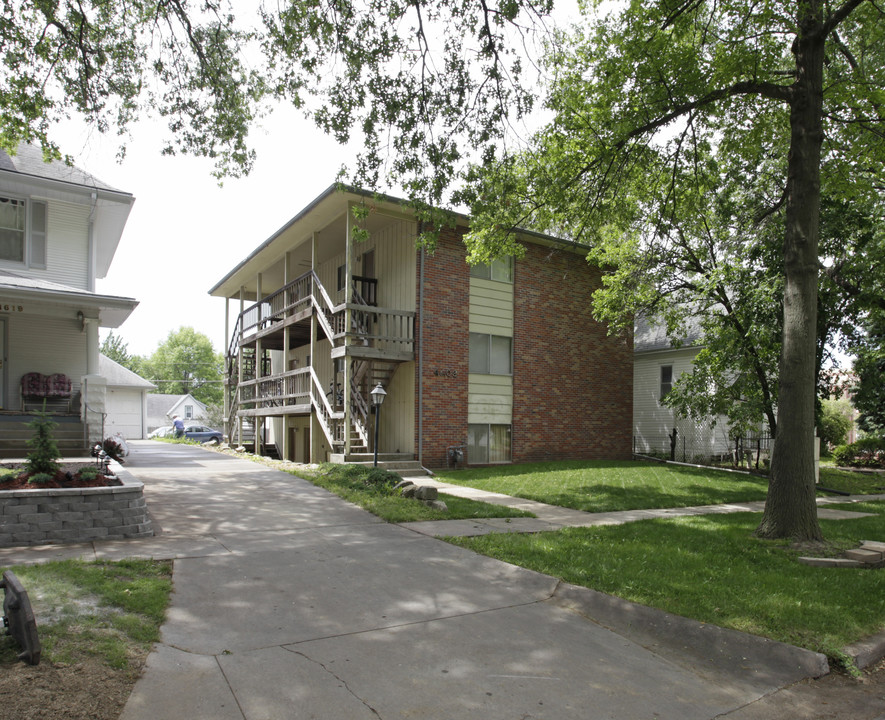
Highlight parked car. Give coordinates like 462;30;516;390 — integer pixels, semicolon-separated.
184;425;224;443
148;426;174;439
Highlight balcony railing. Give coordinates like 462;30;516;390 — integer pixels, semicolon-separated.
238;368;311;412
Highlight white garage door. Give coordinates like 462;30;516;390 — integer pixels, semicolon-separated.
105;389;145;440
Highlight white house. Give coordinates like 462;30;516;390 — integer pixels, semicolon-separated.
146;393;208;432
632;316;733;461
0;143;138;455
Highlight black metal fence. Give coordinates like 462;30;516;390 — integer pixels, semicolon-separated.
633;427;772;469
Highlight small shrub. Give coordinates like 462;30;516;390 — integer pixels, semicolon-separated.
832;437;885;468
28;472;55;484
25;410;61;476
79;466;100;481
365;467;400;488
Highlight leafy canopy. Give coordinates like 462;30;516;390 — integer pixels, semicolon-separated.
141;327;223;405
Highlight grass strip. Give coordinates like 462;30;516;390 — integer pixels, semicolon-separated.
291;463;534;523
448;501;885;659
0;559;172;672
434;460;771;512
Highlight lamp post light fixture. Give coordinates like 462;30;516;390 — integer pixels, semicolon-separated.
370;383;387;467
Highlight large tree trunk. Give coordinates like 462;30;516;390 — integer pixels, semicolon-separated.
756;2;825;541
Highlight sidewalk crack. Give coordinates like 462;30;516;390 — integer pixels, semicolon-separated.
285;648;384;719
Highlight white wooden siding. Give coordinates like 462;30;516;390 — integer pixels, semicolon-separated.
468;374;513;424
44;201;90;290
7;313;88;407
633;348;731;456
380;361;415;453
369;218;416;311
468;272;513;427
469;278;514;335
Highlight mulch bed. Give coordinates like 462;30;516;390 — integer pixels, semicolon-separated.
0;463;121;490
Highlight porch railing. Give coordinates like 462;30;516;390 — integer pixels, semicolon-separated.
237;368;311;412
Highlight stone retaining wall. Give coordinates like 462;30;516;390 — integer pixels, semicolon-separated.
0;473;152;547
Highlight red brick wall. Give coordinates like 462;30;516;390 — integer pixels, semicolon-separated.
415;229;470;468
416;229;633;467
511;243;633;462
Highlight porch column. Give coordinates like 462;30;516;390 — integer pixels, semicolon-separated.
282;253;290;462
255;273;263;455
309;233;318;463
237;286;245;447
85;317;100;375
223;298;230;441
344;204;353;456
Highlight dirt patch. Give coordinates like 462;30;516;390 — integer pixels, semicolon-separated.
0;463;121;490
0;653;147;720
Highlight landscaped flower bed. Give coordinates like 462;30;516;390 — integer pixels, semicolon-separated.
0;463;152;547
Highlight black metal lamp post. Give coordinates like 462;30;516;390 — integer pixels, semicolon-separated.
370;383;387;467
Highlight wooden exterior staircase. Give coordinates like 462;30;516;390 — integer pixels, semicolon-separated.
225;270;414;460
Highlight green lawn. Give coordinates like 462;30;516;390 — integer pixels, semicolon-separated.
819;466;885;495
290;463;534;523
434;460;772;512
449;502;885;661
0;559;172;670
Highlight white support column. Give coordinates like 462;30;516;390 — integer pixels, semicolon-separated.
223;298;230;441
237;286;245;446
344;205;353;456
310;232;318;463
255;273;263;455
85;317;100;375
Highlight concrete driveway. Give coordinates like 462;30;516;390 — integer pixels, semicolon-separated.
0;442;837;718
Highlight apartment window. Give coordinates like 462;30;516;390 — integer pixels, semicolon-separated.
469;333;512;375
185;405;194;419
470;256;513;283
660;365;673;401
0;196;47;267
468;424;512;464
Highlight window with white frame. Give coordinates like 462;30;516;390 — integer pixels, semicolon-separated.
469;333;512;375
468;424;512;464
0;196;47;268
185;405;194;419
470;256;513;283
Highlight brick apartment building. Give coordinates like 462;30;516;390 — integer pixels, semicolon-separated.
210;185;632;468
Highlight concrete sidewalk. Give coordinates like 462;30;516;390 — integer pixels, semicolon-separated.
400;478;885;537
1;442;881;719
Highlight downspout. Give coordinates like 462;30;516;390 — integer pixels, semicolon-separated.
418;245;425;465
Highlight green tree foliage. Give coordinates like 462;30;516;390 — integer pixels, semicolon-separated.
819;399;853;450
852;313;885;433
0;0;262;178
100;331;143;375
142;327;223;405
458;1;884;541
2;0;553;204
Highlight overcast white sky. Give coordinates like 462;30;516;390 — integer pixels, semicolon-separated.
62;104;358;358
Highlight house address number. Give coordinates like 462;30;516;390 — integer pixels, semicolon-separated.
434;369;458;378
1;303;25;312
